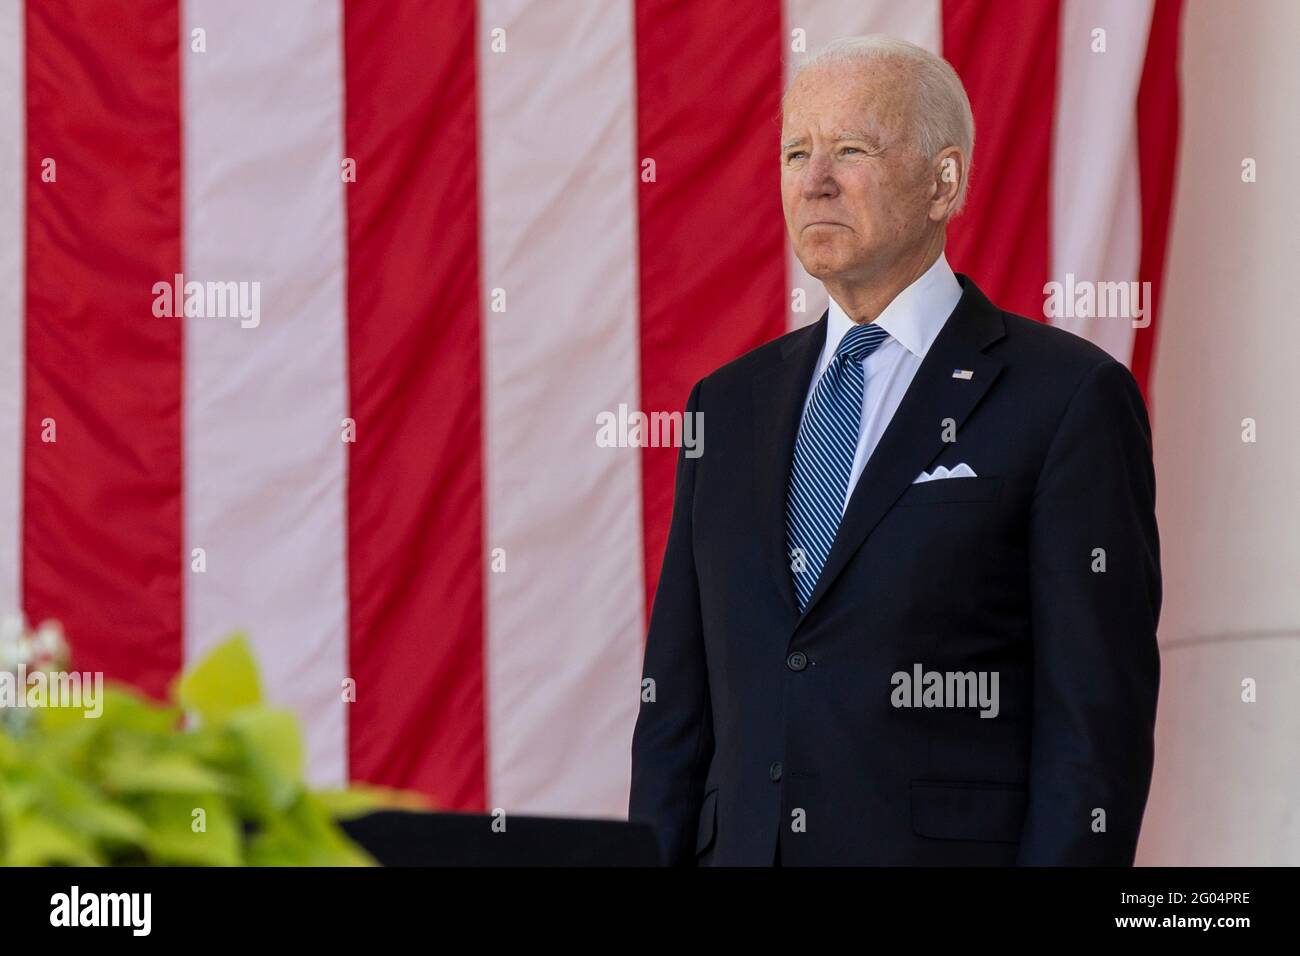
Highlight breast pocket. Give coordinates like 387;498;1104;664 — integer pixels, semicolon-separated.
896;476;1003;506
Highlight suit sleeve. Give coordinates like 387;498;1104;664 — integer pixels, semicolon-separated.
1017;358;1162;865
628;377;715;867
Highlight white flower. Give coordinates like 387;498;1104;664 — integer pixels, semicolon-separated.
31;619;67;663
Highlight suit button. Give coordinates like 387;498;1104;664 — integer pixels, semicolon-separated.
786;651;808;672
769;762;783;782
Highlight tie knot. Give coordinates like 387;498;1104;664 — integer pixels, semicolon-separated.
834;322;890;364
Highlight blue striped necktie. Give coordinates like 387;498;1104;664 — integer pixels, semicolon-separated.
785;321;891;611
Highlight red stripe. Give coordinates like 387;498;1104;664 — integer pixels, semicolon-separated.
343;0;486;808
1129;0;1184;404
942;0;1060;322
635;0;787;615
23;0;182;697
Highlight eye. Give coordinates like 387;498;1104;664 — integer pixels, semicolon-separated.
840;147;861;155
785;150;807;162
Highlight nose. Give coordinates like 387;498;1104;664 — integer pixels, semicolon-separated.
799;149;838;200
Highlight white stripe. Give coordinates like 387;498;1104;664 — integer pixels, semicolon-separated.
0;1;21;619
1050;0;1154;365
182;0;349;785
480;0;644;816
783;0;944;330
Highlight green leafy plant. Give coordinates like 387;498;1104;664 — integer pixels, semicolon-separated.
0;632;430;865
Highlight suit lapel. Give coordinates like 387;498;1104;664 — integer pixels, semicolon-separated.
794;274;1007;626
751;312;828;622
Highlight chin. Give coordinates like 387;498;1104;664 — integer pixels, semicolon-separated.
802;265;840;283
797;248;855;281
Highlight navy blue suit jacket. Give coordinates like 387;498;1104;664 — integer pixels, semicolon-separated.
628;273;1161;866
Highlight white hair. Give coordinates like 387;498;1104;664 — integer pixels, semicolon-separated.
783;35;976;215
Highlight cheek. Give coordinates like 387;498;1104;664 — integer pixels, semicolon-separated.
779;177;797;208
869;178;924;234
780;177;802;217
843;183;888;233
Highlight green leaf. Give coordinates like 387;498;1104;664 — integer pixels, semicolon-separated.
176;634;262;724
60;799;149;846
0;728;20;765
226;708;304;813
101;751;233;795
139;794;242;866
228;708;302;782
5;813;102;866
247;796;375;867
40;684;178;734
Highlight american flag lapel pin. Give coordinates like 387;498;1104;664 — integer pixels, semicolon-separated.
952;368;974;380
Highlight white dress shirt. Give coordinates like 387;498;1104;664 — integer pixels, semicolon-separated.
801;251;963;515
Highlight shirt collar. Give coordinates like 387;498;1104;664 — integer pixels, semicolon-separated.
823;251;962;361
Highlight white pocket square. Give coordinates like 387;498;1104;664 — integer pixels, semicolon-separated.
913;463;977;483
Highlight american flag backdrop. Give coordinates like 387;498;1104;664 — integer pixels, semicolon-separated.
0;0;1183;816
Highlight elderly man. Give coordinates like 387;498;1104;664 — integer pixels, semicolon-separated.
628;36;1161;867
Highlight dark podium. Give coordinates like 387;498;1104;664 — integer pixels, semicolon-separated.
340;810;663;866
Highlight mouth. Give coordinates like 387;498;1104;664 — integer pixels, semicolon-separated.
805;221;847;230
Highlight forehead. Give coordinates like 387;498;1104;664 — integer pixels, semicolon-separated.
781;60;913;139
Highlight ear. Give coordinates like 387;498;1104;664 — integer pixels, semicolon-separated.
928;146;965;221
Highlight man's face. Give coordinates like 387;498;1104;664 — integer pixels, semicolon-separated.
780;60;934;285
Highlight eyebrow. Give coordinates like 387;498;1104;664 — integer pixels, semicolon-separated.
781;130;880;151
